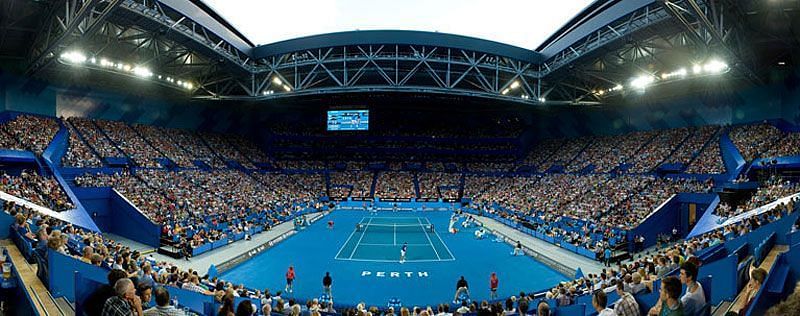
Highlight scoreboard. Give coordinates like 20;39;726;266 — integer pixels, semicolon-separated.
327;110;369;131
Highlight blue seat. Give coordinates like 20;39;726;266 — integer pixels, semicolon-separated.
555;303;585;316
766;264;790;294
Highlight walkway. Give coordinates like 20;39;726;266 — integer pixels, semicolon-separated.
110;212;326;274
475;215;605;276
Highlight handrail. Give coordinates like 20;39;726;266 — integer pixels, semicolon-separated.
30;285;50;316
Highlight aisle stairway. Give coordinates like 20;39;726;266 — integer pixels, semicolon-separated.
1;240;66;316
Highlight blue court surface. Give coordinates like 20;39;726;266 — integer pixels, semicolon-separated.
219;210;568;307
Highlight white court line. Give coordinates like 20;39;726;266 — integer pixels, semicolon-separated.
333;219;365;259
420;217;456;260
359;243;431;246
333;257;456;263
418;218;441;260
363;217;428;220
347;217;372;259
334;229;359;259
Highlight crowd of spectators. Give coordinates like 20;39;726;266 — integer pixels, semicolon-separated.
565;136;615;173
229;135;270;164
67;117;125;159
160;128;227;169
418;173;461;199
685;138;726;174
200;133;257;169
465;174;708;256
9;175;796;316
62;123;104;167
375;172;416;199
0;129;24;151
95;119;165;168
730;123;783;161
628;128;691;173
1;170;75;211
663;126;720;167
0;115;61;155
466;162;515;173
738;179;800;214
521;139;562;168
542;198;795;314
764;131;800;158
133;124;195;168
75;169;323;249
275;160;327;170
329;171;374;198
537;138;588;172
8;200;324;316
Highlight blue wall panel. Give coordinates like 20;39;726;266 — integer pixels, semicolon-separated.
48;249;109;301
109;190;161;247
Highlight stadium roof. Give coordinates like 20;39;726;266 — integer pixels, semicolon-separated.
1;0;798;106
200;0;595;51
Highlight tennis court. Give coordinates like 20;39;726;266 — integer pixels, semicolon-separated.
219;210;568;307
335;217;455;262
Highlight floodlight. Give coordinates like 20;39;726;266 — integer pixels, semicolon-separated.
630;75;654;89
704;60;728;73
60;51;87;64
132;66;153;78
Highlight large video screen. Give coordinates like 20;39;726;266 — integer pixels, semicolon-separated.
327;110;369;131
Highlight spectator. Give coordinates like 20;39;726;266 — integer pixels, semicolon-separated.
137;284;153;310
537;301;550;316
235;300;254;316
679;262;706;316
143;287;185;316
737;268;767;314
629;273;647;295
614;282;640;316
218;292;235;316
102;278;143;316
85;269;129;316
181;275;212;295
648;276;684;316
592;290;616;316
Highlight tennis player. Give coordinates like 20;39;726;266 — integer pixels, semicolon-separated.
327;220;334;230
400;242;407;264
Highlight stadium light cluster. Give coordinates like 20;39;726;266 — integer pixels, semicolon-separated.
269;77;292;93
58;50;195;91
593;59;729;96
501;80;522;95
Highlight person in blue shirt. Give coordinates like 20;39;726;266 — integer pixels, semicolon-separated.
604;248;612;267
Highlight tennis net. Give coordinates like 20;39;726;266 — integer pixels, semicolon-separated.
355;223;434;233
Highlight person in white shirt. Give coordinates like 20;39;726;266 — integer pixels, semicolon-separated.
679;262;706;316
592;290;617;316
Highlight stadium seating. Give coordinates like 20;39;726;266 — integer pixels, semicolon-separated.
5;112;800;316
